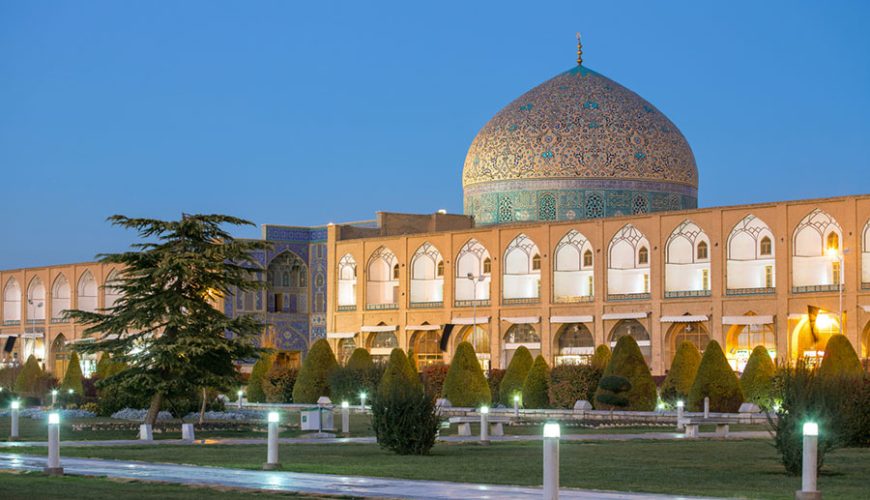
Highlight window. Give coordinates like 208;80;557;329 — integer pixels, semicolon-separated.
643;273;650;293
702;269;710;290
532;254;541;271
764;265;774;288
392;264;400;280
436;261;444;277
832;261;841;284
483;257;492;274
827;232;839;250
760;236;772;256
282;272;290;287
638;246;649;265
583;249;593;267
587;275;594;296
697;241;708;260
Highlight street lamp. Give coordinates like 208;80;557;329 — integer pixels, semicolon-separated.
826;248;847;335
466;272;486;354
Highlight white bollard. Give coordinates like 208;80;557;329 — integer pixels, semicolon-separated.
139;424;153;441
359;392;367;411
51;389;58;408
263;411;281;470
543;422;560;500
237;390;244;410
676;400;685;430
704;397;710;419
44;412;63;475
796;422;821;499
479;406;489;445
341;401;350;435
10;401;20;440
181;423;195;441
513;394;520;419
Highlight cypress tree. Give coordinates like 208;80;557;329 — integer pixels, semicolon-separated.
59;351;84;395
594;336;656;411
499;345;533;404
442;342;491;407
246;354;273;403
660;341;702;406
292;339;339;403
378;348;421;397
522;355;550;408
14;355;43;395
818;334;863;379
688;340;744;412
740;345;776;407
406;348;420;379
590;344;612;371
346;348;375;371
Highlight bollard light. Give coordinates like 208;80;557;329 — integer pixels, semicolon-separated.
543;422;561;499
341;401;350;435
514;394;520;403
513;394;521;418
45;411;63;475
479;406;490;444
543;422;561;439
676;400;685;431
264;411;281;470
480;405;489;414
237;389;244;409
341;401;349;409
676;400;684;408
11;400;20;410
68;389;74;395
803;422;818;436
268;411;280;423
10;400;21;440
48;412;60;425
51;389;58;396
798;421;820;498
359;391;367;409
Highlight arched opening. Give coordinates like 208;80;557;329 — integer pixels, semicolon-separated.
410;329;443;366
51;275;71;322
862;221;870;287
267;251;308;313
3;278;21;323
51;334;68;378
337;338;356;365
553;230;594;303
665;220;711;297
337;254;357;308
554;323;594;365
455;239;491;305
607;225;650;298
410;242;444;306
502;323;540;367
610;319;651;365
366;246;398;309
725;313;776;371
665;321;710;368
454;325;490;371
862;321;870;364
104;270;122;310
367;331;399;363
792;209;842;292
77;271;98;313
791;313;841;367
26;277;46;321
503;234;541;302
726;215;776;293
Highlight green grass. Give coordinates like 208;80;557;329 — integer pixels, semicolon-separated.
0;470;348;499
451;422;770;436
8;440;870;499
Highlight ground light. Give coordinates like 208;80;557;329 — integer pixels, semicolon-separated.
543;422;560;500
51;389;58;407
797;422;821;499
264;412;281;470
479;406;490;445
237;389;244;409
513;394;520;418
67;389;74;395
9;400;21;440
45;412;63;475
341;401;350;435
359;392;367;409
676;400;685;430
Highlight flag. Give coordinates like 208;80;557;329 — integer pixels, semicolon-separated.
807;305;820;343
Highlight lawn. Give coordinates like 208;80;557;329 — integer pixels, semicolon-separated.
8;439;870;499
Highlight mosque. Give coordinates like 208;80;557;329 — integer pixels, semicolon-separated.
1;39;868;378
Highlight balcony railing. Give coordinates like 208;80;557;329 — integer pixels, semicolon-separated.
365;303;398;311
863;282;870;291
26;319;44;325
553;295;595;304
725;287;775;296
454;299;491;308
50;318;70;324
792;284;841;294
664;289;712;299
607;292;651;302
409;301;443;309
502;297;541;306
3;320;20;326
336;305;356;312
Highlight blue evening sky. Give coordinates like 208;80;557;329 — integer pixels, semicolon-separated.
1;1;868;268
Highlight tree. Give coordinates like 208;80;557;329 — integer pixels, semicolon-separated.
499;346;533;405
407;348;419;378
548;364;602;409
292;339;339;403
346;348;375;371
442;342;491;407
590;344;612;371
59;351;84;395
14;355;43;396
688;340;744;412
660;341;701;406
66;214;271;425
378;348;419;397
595;375;632;409
818;335;863;379
740;346;776;408
246;354;273;403
522;355;550;408
594;336;656;411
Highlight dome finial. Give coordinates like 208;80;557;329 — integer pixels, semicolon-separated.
576;32;583;65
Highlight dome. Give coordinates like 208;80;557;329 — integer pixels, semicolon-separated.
462;63;698;225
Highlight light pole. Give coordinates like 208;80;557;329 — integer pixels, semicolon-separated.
827;248;846;336
543;422;561;500
263;411;281;470
466;272;486;361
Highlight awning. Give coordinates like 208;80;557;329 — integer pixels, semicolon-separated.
0;334;17;338
451;316;490;325
326;332;357;339
405;324;441;331
602;312;648;320
861;305;870;313
722;315;774;325
550;315;593;324
504;342;542;350
360;325;397;333
660;315;708;323
370;348;393;356
502;316;540;324
21;332;44;339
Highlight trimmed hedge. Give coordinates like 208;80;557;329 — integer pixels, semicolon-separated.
594;336;656;411
591;344;612;371
262;363;298;403
59;351;84;395
548;364;602;409
378;348;419;398
488;368;506;406
740;345;776;407
499;346;533;405
246;354;273;403
292;339;339;403
14;355;43;396
346;348;375;370
819;334;863;379
521;355;550;409
371;356;439;455
688;340;744;412
442;342;491;407
660;341;701;406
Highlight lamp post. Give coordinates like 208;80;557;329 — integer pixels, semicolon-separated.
10;400;20;440
51;389;58;407
466;272;486;348
263;411;281;470
827;248;846;336
359;391;367;410
479;406;490;445
45;412;63;475
543;422;561;500
237;389;244;410
513;394;520;419
676;400;685;430
341;401;350;435
796;422;821;499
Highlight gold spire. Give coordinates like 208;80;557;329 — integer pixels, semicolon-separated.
576;32;583;65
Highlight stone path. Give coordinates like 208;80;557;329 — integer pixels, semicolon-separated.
0;452;727;499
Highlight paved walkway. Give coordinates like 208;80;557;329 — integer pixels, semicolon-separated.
0;453;726;499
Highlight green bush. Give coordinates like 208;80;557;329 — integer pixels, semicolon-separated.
740;345;776;408
420;363;449;398
499;346;533;405
487;369;506;406
292;339;339;403
688;340;743;412
834;374;870;447
522;355;550;409
548;364;602;409
595;375;632;409
0;365;22;392
59;352;84;395
346;348;375;370
594;336;656;411
442;342;491;407
819;334;863;379
407;348;419;377
14;355;43;396
246;354;273;403
590;344;612;371
262;364;298;403
371;371;440;455
378;348;420;398
660;341;701;406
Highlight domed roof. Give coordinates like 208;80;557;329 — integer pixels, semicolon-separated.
462;61;699;225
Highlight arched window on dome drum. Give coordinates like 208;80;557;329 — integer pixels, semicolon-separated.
726;215;776;292
793;209;842;290
610;319;651;365
555;323;594;366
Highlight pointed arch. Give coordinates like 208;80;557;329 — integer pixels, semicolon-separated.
607;224;651;297
51;274;71;321
366;246;398;308
3;278;21;323
503;233;541;301
726;215;776;293
337;254;357;308
76;270;98;313
267;250;308;313
862;220;870;286
104;269;123;310
27;276;46;321
792;209;843;290
665;220;712;296
553;230;594;302
410;242;444;305
455;238;492;303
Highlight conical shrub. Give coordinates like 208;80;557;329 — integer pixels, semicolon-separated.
59;351;84;395
378;348;421;398
660;341;701;406
292;339;339;403
442;342;491;407
594;336;656;411
818;334;863;379
522;355;550;408
14;355;43;395
740;345;776;407
346;348;375;370
590;344;612;371
246;354;273;403
499;345;533;404
688;340;743;412
406;348;420;378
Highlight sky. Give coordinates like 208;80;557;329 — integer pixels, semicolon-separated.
1;1;868;268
